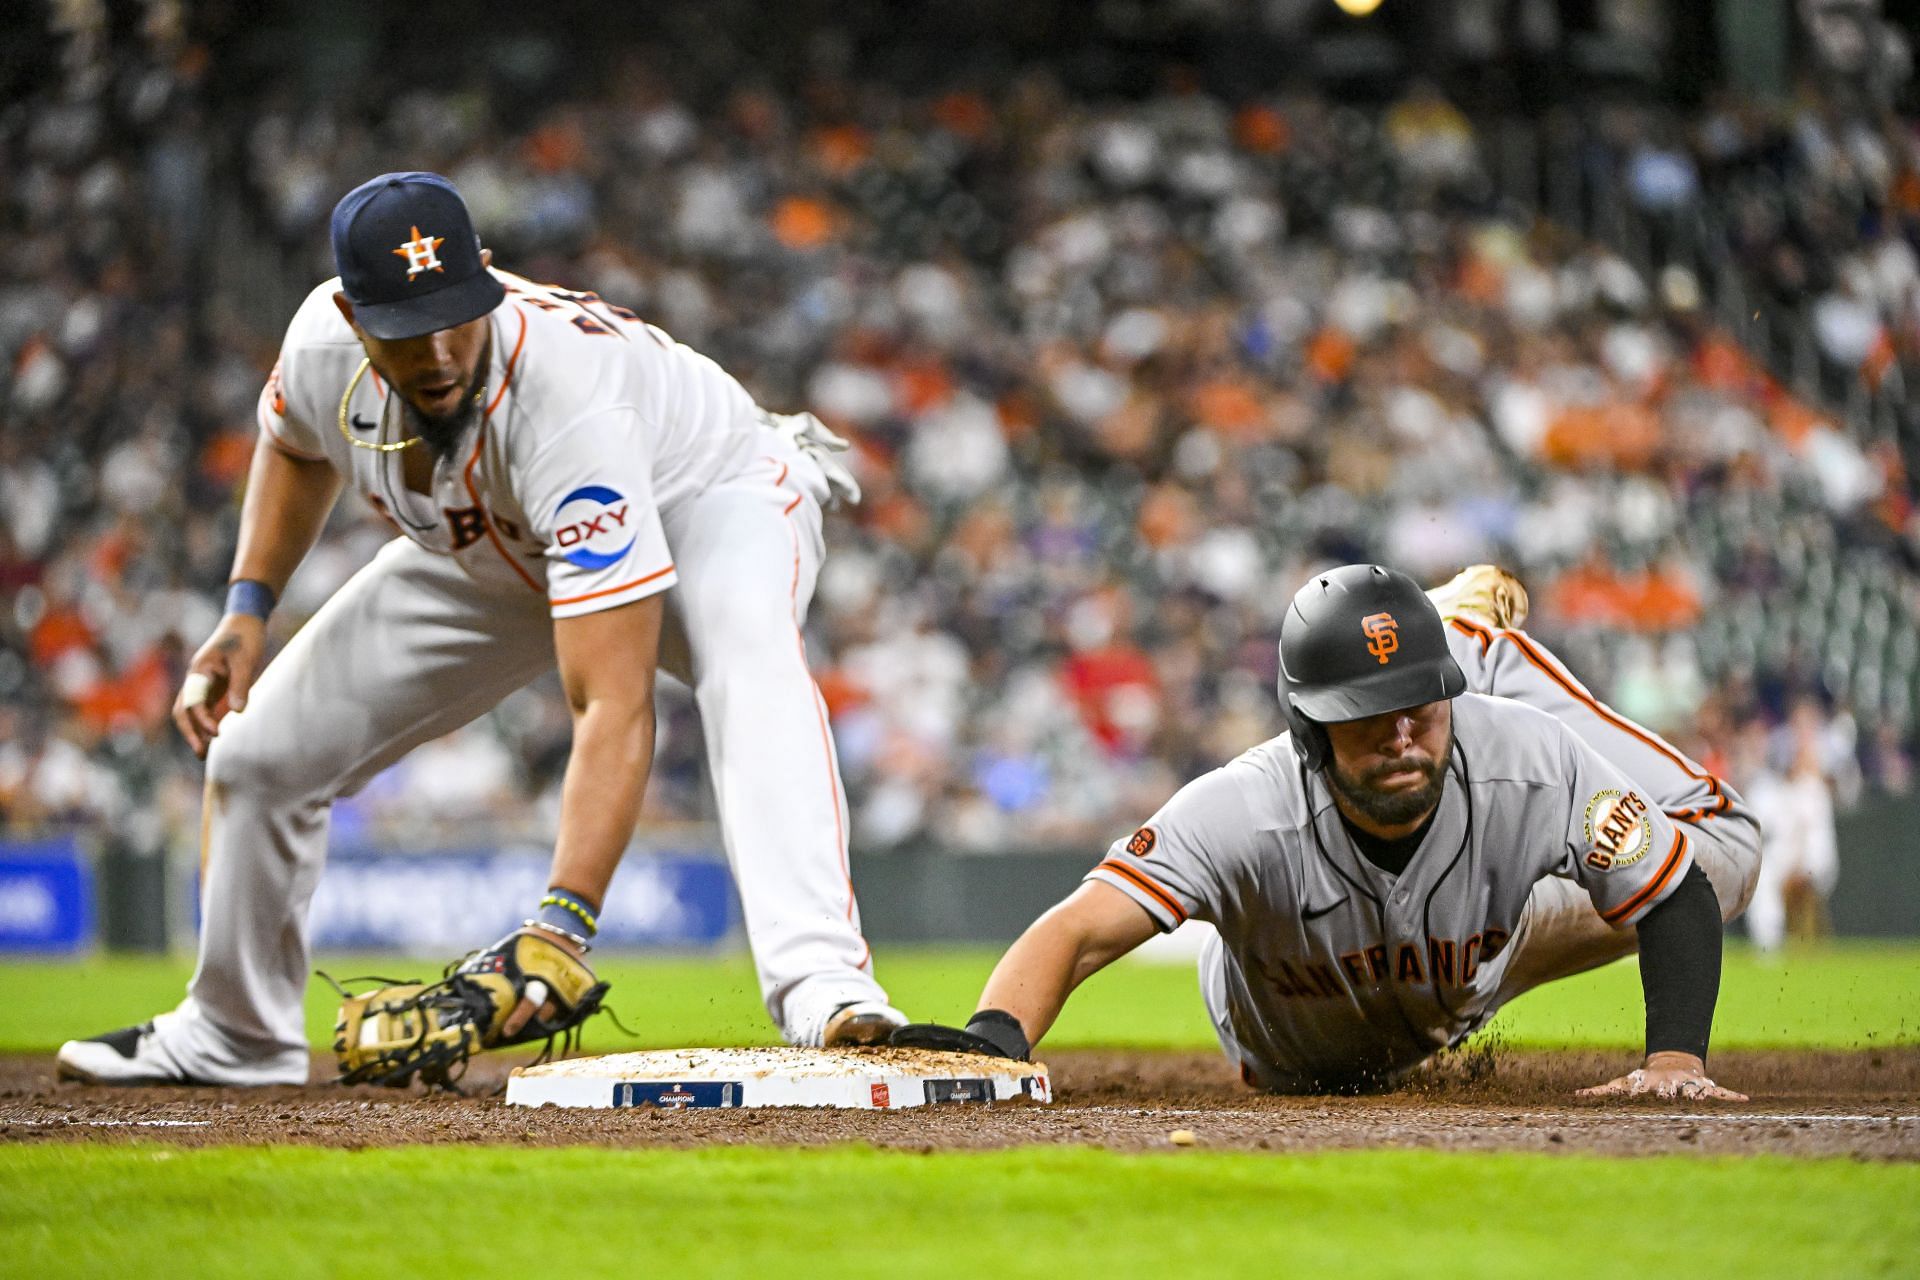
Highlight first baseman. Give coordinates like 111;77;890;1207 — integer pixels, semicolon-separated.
897;564;1761;1098
59;172;905;1086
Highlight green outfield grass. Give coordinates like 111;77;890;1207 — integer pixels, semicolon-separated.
5;946;1915;1278
1;940;1914;1053
1;1144;1914;1279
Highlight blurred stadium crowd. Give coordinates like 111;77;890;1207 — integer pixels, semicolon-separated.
2;6;1917;866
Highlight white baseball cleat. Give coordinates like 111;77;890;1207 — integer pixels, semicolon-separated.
57;1015;203;1086
821;1001;910;1048
1427;564;1530;630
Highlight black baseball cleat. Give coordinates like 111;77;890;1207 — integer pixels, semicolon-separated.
56;1017;202;1085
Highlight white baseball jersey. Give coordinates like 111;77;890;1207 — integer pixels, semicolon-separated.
258;269;762;618
1087;693;1693;1085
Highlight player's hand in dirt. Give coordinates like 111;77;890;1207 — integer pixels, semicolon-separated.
173;614;267;758
1577;1051;1747;1101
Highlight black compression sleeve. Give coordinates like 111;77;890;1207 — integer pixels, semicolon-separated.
1634;862;1723;1061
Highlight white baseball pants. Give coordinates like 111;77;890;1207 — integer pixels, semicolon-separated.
157;440;886;1084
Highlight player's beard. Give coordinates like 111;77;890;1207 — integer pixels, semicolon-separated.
399;335;491;459
1326;730;1454;828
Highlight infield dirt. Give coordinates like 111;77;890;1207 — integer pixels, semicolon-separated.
3;1047;1915;1159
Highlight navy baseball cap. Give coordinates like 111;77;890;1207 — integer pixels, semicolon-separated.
330;172;506;340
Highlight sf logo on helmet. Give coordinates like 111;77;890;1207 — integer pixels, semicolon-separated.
392;225;446;279
1362;612;1399;665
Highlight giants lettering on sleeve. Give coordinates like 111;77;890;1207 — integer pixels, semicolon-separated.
1583;789;1652;872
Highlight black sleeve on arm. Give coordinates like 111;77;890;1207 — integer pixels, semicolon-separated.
1634;861;1723;1062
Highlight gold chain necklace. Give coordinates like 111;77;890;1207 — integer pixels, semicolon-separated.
335;357;490;453
337;358;417;452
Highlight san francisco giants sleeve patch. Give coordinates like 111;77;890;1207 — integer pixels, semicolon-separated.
1583;788;1652;872
1126;827;1157;858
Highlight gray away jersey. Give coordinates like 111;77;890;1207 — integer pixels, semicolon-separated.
1086;693;1693;1085
1444;618;1750;827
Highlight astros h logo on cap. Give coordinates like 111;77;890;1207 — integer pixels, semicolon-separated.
393;226;446;279
330;172;505;340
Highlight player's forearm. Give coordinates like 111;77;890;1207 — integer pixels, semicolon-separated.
546;696;656;906
977;906;1127;1050
229;437;343;595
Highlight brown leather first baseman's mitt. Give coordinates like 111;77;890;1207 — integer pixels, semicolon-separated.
331;928;609;1088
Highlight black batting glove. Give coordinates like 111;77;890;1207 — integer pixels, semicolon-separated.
889;1008;1031;1060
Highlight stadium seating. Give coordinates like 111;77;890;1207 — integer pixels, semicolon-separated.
2;16;1913;852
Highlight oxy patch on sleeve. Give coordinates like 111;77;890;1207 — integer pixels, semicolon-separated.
551;484;638;570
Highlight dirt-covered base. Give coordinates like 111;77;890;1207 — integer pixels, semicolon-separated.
4;1047;1916;1159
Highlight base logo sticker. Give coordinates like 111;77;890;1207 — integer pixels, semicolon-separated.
612;1081;740;1109
1583;788;1652;872
923;1078;994;1105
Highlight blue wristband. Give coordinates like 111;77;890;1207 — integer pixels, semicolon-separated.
225;579;276;620
537;888;599;939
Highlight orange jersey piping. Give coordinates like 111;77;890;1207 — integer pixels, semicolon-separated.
1096;859;1189;925
1601;829;1690;925
549;563;675;608
783;497;868;969
463;307;541;594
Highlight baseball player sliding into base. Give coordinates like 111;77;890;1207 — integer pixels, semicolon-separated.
59;172;905;1086
897;564;1761;1098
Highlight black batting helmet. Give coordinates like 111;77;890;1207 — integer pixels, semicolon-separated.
1277;564;1466;771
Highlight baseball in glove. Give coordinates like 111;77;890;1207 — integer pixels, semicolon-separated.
329;927;610;1088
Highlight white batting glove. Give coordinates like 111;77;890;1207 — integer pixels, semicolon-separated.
766;409;863;508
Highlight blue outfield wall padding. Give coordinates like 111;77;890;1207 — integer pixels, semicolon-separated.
0;837;95;953
304;843;738;951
